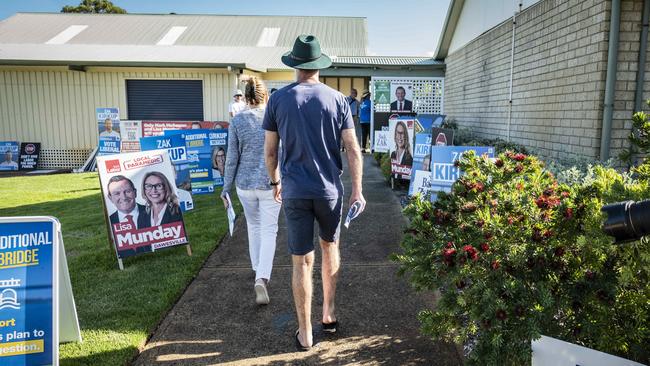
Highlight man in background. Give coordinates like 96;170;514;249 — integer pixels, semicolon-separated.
229;90;246;118
346;88;360;145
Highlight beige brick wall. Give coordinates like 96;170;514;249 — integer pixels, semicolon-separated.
610;0;650;162
444;0;650;162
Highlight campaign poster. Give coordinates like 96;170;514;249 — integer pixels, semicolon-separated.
18;143;40;171
0;141;20;171
390;82;414;112
373;130;390;153
120;121;142;153
374;81;391;105
209;130;228;187
416;114;446;131
142;121;229;137
97;150;189;259
97;108;121;155
430;127;454;147
409;133;433;197
140;134;194;212
0;218;57;365
429;146;495;201
167;130;214;194
388;118;415;179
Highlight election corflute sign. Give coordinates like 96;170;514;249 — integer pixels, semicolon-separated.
429;146;494;201
97;150;189;268
388;117;415;179
0;217;81;366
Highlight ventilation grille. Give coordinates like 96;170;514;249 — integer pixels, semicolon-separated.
39;149;93;169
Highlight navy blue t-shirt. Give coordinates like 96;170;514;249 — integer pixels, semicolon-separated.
262;82;354;199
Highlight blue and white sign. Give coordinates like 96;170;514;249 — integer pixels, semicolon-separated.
0;141;20;171
409;133;433;197
429;146;494;201
208;130;228;187
167;129;214;194
0;217;58;365
97;108;121;156
140;134;194;211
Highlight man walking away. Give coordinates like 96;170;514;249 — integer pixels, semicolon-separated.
263;35;366;351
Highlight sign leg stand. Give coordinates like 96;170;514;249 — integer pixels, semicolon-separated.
186;244;192;257
117;258;124;271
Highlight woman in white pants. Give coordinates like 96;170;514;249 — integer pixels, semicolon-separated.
221;76;281;305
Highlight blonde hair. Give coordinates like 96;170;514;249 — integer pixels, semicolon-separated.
241;76;268;106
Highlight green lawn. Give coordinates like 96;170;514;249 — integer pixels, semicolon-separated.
0;172;235;365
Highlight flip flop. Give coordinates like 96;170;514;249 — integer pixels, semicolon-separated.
295;330;311;352
322;321;338;334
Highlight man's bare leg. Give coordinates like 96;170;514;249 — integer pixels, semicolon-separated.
292;251;314;347
320;238;340;324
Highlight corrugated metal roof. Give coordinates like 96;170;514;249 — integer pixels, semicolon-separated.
331;56;443;67
0;13;368;71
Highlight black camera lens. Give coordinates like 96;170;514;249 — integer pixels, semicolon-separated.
602;200;650;243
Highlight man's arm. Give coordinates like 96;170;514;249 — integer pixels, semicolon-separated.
264;130;282;203
341;128;366;209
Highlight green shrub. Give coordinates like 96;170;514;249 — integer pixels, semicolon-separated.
380;153;391;180
394;151;650;365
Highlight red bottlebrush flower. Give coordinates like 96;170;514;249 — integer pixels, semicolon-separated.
442;248;456;266
535;197;548;209
543;187;554;196
461;202;478;212
514;163;524;173
484;232;494;241
462;245;478;261
561;191;570;198
507;216;515;225
513;153;526;161
476;219;485;228
505;151;514;158
480;243;490;252
446;241;454;248
474;182;485;192
543;230;553;238
491;260;500;270
564;207;574;219
496;309;507;320
554;246;565;257
495;158;504;167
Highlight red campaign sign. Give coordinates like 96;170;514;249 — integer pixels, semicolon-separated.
112;221;187;252
141;121;229;137
105;159;121;173
391;163;412;178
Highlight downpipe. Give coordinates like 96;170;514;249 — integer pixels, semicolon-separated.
600;0;622;161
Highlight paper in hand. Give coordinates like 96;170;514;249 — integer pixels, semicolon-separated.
344;200;364;229
225;193;236;236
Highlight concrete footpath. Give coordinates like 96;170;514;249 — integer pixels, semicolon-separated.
134;155;462;365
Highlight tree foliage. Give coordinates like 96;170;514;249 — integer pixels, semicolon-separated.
61;0;127;14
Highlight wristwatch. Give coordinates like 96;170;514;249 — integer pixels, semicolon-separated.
269;179;280;186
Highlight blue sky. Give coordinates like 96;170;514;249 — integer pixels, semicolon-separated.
0;0;451;56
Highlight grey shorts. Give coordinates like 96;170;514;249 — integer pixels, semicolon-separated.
283;198;343;255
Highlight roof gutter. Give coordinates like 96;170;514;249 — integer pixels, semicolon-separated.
0;59;263;72
600;0;621;161
434;0;464;60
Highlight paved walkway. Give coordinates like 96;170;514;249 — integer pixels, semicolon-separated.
134;155;462;365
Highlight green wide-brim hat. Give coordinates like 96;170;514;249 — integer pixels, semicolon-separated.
281;34;332;70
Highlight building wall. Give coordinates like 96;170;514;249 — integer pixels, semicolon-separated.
448;0;543;54
444;0;613;160
0;66;237;168
610;0;650;162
